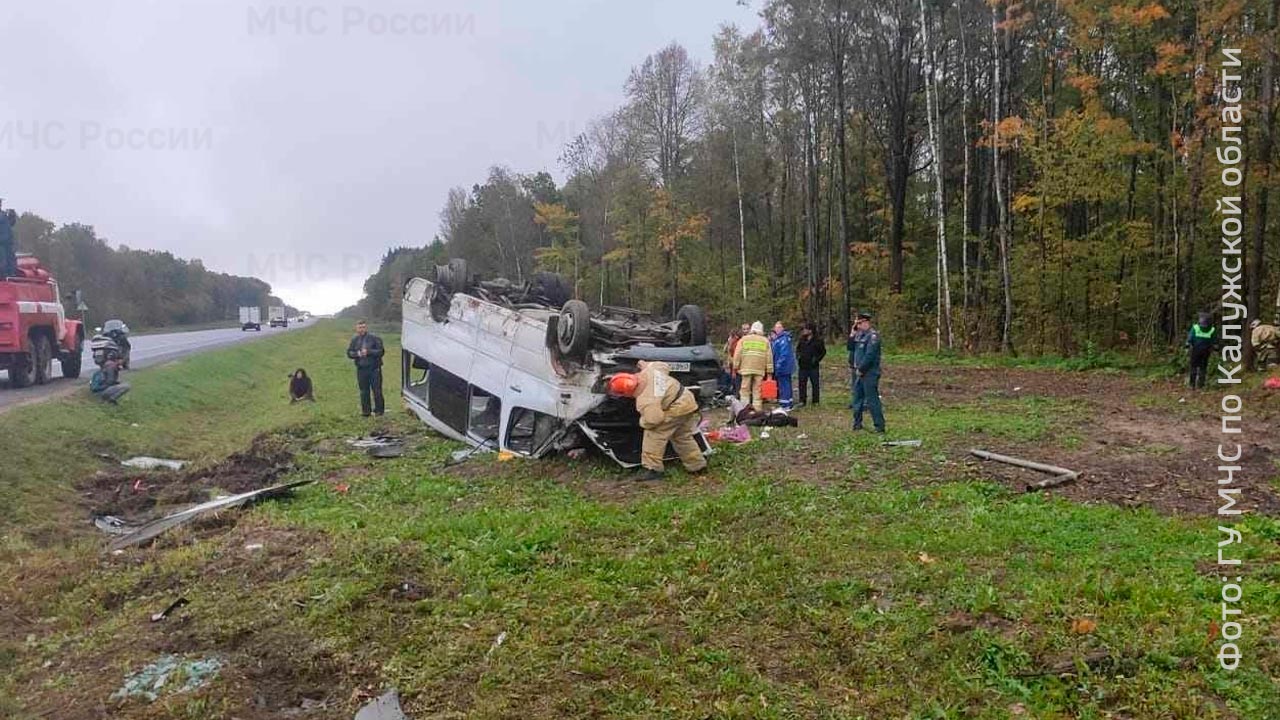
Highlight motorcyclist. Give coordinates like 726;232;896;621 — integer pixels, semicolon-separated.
99;319;132;368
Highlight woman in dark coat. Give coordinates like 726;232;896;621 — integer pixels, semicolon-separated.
289;368;315;402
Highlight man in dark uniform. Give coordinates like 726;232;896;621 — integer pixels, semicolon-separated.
848;311;885;433
796;322;826;407
346;320;386;416
0;200;18;279
1185;311;1218;389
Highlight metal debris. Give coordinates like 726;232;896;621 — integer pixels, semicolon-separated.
94;515;141;536
347;433;400;449
354;689;410;720
121;457;188;471
367;443;405;459
105;480;314;552
109;654;223;702
882;439;923;447
150;597;189;622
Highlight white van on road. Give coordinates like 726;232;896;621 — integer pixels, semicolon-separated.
400;262;722;467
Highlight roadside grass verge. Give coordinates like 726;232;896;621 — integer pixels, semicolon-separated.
0;320;363;538
1;321;1277;718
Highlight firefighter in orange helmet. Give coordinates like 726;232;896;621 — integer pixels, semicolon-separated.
608;361;708;481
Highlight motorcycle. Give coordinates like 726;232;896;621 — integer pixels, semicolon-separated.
90;319;132;369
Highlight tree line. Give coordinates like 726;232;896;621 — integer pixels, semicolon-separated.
14;213;295;328
353;0;1278;359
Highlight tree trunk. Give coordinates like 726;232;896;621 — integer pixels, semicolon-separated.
992;2;1013;354
958;6;972;318
733;124;749;302
1248;0;1279;367
920;0;953;349
833;3;853;330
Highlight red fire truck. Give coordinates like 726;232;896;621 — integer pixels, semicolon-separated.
1;255;85;388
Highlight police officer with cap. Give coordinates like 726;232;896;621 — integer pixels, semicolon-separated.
848;311;885;433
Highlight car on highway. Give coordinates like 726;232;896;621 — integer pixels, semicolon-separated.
400;260;721;467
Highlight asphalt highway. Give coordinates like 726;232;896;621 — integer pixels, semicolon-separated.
0;322;304;412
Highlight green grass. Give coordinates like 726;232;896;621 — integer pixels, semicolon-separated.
1;321;1277;718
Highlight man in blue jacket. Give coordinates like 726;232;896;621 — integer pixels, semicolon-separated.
770;321;796;409
848;311;885;432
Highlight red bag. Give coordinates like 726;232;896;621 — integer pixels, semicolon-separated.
761;378;779;401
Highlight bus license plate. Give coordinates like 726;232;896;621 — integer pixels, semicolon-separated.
668;362;690;372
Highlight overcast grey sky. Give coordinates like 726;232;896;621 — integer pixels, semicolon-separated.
1;0;758;313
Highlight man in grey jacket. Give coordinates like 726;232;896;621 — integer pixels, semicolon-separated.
346;320;385;416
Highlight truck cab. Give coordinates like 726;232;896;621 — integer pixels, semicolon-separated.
1;255;85;387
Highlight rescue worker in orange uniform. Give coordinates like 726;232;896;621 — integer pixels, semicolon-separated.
609;360;708;481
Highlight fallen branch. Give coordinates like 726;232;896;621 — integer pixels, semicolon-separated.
969;449;1079;492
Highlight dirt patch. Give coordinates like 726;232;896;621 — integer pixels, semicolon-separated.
77;434;295;522
737;363;1280;517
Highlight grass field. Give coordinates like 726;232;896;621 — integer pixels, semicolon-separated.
1;321;1276;719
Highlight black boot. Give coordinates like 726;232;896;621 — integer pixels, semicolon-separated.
635;469;664;482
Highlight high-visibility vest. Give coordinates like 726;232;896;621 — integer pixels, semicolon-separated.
1191;324;1216;340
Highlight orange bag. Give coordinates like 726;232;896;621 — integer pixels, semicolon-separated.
761;378;779;401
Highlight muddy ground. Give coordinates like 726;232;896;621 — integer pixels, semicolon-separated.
78;435;295;522
773;363;1279;517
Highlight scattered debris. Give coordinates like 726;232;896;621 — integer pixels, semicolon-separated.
917;551;937;564
121;457;187;471
445;439;496;467
105;480;314;552
347;433;401;449
795;433;808;440
150;597;189;622
706;425;750;444
970;449;1079;492
737;407;799;427
566;448;586;460
497;450;515;462
244;543;264;551
882;439;923;448
354;689;409;720
110;654;223;703
334;483;351;494
487;631;508;659
93;515;141;536
1265;376;1280;390
367;444;404;459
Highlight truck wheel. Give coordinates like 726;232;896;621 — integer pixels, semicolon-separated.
8;356;34;388
676;305;708;346
436;258;471;295
61;335;84;379
32;335;53;385
557;299;592;361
